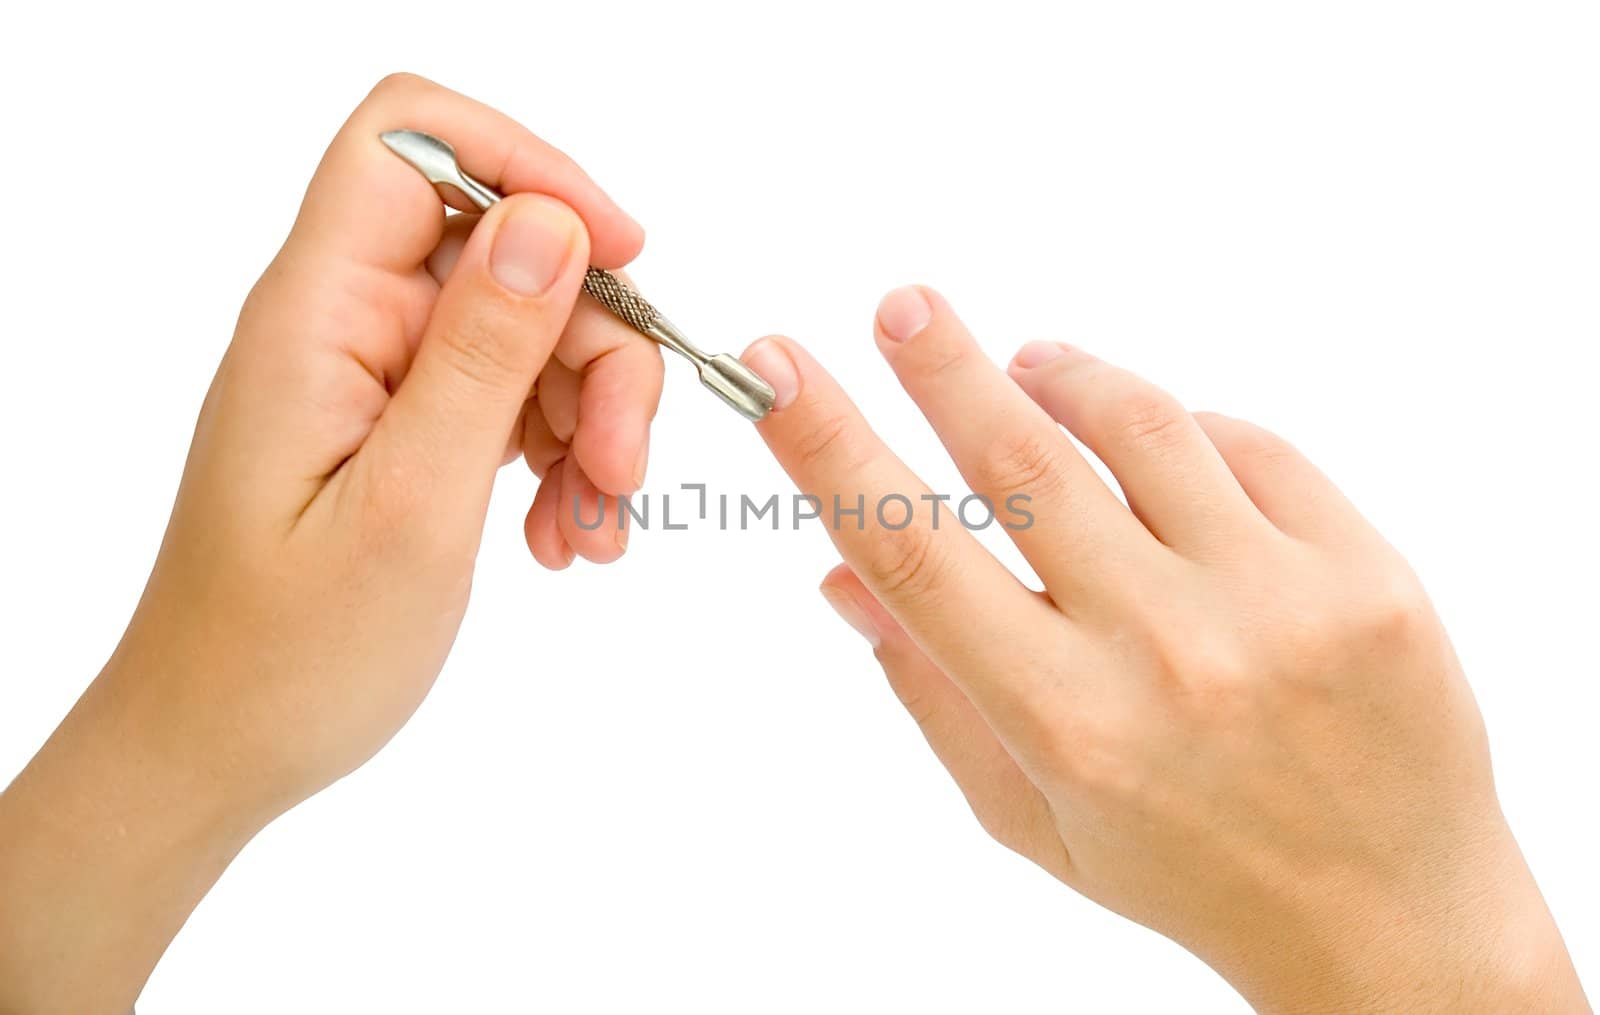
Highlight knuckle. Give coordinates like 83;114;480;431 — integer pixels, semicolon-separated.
440;316;524;393
1357;571;1432;645
1272;600;1346;672
1170;643;1258;715
913;341;970;380
1106;389;1187;455
1232;430;1298;472
972;427;1065;500
968;798;1035;857
864;524;951;601
790;413;861;472
1055;723;1143;801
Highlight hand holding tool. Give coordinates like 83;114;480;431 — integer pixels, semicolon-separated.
380;129;776;421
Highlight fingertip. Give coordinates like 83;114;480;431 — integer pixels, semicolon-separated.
543;540;578;571
587;208;646;269
740;336;801;413
818;563;904;650
1008;341;1075;374
819;561;858;595
483;192;589;299
524;476;576;570
820;582;883;649
557;455;627;564
425;213;479;284
874;285;936;345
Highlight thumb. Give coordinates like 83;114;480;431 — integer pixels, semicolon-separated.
366;193;589;519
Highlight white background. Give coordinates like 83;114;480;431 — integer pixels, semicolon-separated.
2;2;1596;1011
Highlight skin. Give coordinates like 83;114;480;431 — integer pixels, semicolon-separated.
741;286;1590;1012
0;73;664;1012
0;81;1587;1013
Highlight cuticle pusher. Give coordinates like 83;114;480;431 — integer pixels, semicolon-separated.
379;129;776;422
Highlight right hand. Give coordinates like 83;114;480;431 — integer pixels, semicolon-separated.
741;285;1588;1012
0;74;663;1014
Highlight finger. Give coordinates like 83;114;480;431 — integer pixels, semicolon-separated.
1193;413;1369;543
502;399;529;466
741;335;1067;748
554;453;628;564
359;194;587;526
820;565;1072;878
520;403;572;567
524;462;575;570
553;280;664;496
520;395;568;479
425;213;478;284
447;240;660;495
1007;342;1264;555
871;286;1161;604
291;72;642;273
537;358;582;444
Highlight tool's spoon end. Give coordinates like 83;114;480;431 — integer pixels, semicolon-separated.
380;129;499;211
379;129;462;186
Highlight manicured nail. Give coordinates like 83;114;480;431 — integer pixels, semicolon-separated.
820;586;882;648
740;338;800;411
491;198;577;296
1012;341;1071;369
876;286;934;343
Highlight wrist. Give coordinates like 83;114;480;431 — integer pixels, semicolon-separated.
1226;831;1588;1013
96;629;293;836
0;651;272;1012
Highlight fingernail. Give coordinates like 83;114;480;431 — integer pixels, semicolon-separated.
631;432;650;491
876;286;934;343
615;517;629;553
820;586;882;648
740;338;800;412
491;199;577;296
1012;341;1070;369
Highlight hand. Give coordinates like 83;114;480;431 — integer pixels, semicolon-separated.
0;73;659;1013
742;287;1589;1012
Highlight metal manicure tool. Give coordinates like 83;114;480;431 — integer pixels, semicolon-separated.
379;129;776;421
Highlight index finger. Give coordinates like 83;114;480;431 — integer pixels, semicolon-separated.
741;335;1066;736
288;72;644;273
553;272;664;496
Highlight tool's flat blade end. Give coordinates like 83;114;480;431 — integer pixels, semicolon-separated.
701;354;776;421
